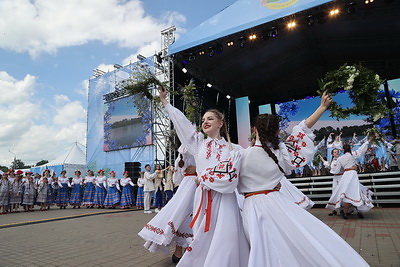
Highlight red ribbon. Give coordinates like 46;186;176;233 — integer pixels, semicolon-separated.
190;187;213;232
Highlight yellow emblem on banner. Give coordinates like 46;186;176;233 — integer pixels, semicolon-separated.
261;0;300;10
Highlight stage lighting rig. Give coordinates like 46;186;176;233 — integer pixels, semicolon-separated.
269;27;278;38
346;2;356;14
239;36;246;48
306;15;315;27
208;46;215;57
188;52;196;63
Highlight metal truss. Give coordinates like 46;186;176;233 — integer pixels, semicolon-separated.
152;26;176;168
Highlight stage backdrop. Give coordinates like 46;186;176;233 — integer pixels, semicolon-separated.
87;58;156;177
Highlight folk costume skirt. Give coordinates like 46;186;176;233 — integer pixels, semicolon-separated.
243;191;370;267
326;170;374;212
139;175;196;254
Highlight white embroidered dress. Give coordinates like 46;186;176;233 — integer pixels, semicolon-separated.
139;145;196;253
165;104;249;267
239;121;369;267
326;141;374;212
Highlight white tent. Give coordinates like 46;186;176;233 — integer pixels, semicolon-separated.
31;142;86;176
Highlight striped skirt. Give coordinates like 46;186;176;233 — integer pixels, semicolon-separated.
93;185;107;207
104;187;120;207
47;185;55;205
120;184;133;208
136;187;144;207
56;184;69;206
69;184;82;205
82;183;95;206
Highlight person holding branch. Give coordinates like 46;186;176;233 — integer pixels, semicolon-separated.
159;86;249;267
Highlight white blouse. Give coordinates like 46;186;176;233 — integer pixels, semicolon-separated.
120;177;134;187
107;177;120;190
96;176;107;188
58;177;69;187
173;145;196;185
238;120;315;194
84;176;96;184
334;141;369;171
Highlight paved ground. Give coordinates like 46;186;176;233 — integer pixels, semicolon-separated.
0;207;399;267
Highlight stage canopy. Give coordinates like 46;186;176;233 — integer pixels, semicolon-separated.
170;0;400;106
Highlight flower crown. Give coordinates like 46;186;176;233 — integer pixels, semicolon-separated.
97;169;105;174
110;171;116;175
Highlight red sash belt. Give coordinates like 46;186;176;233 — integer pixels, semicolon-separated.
184;172;197;176
344;167;356;172
244;189;279;198
190;187;212;232
334;173;343;176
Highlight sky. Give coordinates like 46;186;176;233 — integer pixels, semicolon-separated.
0;0;236;167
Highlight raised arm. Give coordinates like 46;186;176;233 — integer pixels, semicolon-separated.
304;91;332;128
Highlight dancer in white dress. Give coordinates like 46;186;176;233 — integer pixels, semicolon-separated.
326;141;374;219
239;92;369;266
159;87;249;267
139;145;196;263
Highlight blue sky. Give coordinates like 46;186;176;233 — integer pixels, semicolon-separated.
0;0;235;167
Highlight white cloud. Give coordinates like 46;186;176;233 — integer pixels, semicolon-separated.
53;94;70;105
0;0;186;58
0;71;87;167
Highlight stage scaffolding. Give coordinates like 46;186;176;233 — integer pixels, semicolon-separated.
153;26;177;168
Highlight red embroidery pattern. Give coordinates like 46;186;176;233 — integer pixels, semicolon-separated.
145;223;164;235
285;131;308;168
205;140;226;161
297;132;305;139
206;141;213;159
201;158;238;183
186;246;193;252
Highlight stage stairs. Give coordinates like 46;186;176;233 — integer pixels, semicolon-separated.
288;171;400;207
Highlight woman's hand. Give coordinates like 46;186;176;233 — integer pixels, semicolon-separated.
158;86;168;106
320;91;332;110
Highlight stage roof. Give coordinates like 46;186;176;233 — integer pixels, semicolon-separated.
170;0;333;54
170;0;400;106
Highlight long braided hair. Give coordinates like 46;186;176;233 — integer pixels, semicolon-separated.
254;114;285;174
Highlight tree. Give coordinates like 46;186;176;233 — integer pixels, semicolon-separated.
10;159;30;169
36;160;49;166
0;165;9;173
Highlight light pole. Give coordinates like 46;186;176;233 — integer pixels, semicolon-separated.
8;150;16;169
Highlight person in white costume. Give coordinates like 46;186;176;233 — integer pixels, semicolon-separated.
139;145;196;263
239;92;369;267
326;141;374;219
320;148;342;216
159;87;249;267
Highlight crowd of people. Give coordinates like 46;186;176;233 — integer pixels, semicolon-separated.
0;165;180;215
297;132;400;177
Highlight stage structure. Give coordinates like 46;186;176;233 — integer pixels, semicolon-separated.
87;53;174;177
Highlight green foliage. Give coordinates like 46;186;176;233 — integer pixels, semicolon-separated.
36;160;49;166
179;79;201;124
0;165;9;173
318;64;387;120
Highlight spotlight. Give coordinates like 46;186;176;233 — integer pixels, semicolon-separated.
206;83;212;88
287;21;296;29
208;46;215;57
226;95;231;99
182;68;187;73
198;50;205;56
188;52;196;63
249;34;257;40
269;27;278;38
364;0;374;4
329;8;340;16
306;15;314;27
227;41;234;47
346;2;356;14
215;43;223;55
182;60;188;65
239;37;246;48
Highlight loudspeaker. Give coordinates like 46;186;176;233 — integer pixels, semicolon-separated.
125;162;141;179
